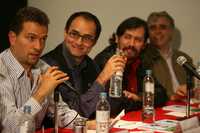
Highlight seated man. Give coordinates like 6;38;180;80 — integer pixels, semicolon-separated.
141;11;193;101
94;17;168;116
42;11;126;118
0;7;86;133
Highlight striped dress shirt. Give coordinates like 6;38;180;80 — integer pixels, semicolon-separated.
0;49;81;133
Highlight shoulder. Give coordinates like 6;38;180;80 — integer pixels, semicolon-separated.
0;53;9;79
94;44;116;69
140;44;161;68
42;43;63;59
41;43;63;65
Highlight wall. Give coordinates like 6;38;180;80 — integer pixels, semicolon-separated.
28;0;200;65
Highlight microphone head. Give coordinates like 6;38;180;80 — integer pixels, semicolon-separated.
177;56;187;66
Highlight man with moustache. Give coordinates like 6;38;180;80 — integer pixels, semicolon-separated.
94;17;168;116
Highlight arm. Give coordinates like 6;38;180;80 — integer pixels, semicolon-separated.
0;78;42;133
79;55;127;118
0;67;69;132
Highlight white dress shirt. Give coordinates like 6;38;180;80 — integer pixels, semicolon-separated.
0;49;81;133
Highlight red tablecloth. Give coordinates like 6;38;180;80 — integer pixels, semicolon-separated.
36;128;73;133
36;101;200;133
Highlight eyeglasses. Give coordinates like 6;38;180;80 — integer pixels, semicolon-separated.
67;30;95;44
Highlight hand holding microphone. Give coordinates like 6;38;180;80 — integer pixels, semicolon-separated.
33;66;69;103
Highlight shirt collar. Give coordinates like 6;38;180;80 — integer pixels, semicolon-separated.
4;49;44;79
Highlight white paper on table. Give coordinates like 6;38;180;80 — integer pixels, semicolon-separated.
113;120;144;129
165;111;186;117
110;109;125;128
179;116;200;132
162;105;187;112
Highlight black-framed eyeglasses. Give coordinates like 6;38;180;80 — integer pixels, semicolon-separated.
67;30;95;44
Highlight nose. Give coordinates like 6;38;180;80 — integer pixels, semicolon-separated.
154;27;162;34
34;40;44;51
129;38;136;46
76;36;84;46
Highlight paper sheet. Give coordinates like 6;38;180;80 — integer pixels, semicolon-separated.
113;120;144;129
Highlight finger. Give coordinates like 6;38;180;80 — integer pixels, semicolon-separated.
176;90;185;96
45;66;59;74
50;69;66;77
54;73;69;81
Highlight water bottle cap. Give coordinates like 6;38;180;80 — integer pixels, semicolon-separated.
100;92;107;98
24;105;31;113
146;70;152;75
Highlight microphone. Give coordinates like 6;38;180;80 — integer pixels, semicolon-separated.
40;60;80;95
176;56;200;80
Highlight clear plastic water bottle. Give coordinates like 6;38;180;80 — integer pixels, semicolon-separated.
142;70;155;123
109;48;124;98
19;105;35;133
96;92;110;133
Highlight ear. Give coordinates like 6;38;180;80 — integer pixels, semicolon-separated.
8;31;17;46
64;29;68;39
115;34;119;44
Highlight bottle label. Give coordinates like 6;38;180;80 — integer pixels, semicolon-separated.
96;111;110;133
145;82;154;93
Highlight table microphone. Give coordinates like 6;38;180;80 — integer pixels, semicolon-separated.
176;56;200;80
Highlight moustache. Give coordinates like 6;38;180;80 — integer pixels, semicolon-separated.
122;46;138;58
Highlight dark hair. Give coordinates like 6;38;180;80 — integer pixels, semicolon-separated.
147;11;175;29
109;17;148;44
65;11;101;41
9;6;50;35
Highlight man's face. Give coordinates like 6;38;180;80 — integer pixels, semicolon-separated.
148;17;173;49
64;16;96;60
116;27;145;60
9;22;48;69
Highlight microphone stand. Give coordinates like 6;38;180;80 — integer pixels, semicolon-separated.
54;89;59;133
186;71;193;118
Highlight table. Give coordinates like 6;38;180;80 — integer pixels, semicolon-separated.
36;101;200;133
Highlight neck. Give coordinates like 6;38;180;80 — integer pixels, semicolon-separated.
74;56;84;65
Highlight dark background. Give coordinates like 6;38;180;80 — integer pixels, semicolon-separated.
0;0;27;53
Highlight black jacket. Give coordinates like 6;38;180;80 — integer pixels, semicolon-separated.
42;43;102;118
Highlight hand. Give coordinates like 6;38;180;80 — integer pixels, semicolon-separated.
96;55;127;86
86;120;96;130
123;90;141;101
170;84;187;101
176;84;187;97
33;66;69;103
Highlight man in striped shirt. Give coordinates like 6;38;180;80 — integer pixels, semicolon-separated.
0;7;82;133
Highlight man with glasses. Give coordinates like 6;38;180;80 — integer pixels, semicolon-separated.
42;11;126;119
